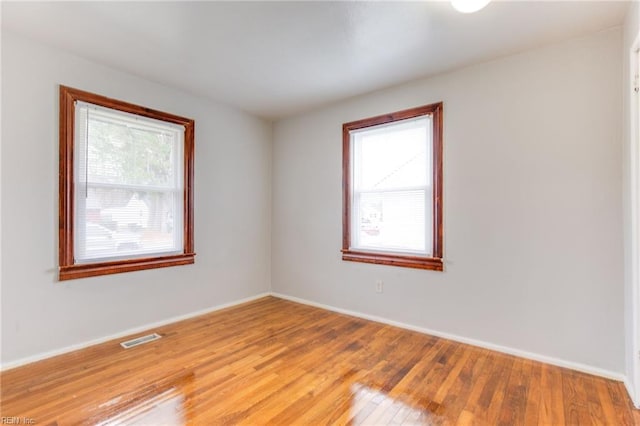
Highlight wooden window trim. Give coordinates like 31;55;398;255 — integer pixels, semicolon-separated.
59;86;195;280
341;103;443;271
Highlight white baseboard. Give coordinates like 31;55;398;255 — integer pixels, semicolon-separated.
0;292;271;371
271;292;626;383
625;377;640;408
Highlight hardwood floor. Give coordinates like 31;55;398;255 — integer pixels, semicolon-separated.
1;296;638;425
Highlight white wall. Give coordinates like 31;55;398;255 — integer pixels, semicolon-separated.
1;24;628;383
1;32;272;365
273;28;624;375
623;0;640;405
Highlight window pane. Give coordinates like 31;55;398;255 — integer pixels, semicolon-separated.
350;115;433;255
78;104;181;188
74;103;184;263
353;116;430;191
355;190;430;254
75;187;182;262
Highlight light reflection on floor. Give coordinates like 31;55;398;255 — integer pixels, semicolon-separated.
92;374;446;425
93;372;194;426
96;388;185;426
349;383;444;425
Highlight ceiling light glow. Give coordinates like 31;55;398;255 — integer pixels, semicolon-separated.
451;0;491;13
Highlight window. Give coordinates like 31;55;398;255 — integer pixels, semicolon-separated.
59;86;195;280
342;103;443;270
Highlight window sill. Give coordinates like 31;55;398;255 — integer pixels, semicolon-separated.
59;253;196;281
341;249;443;271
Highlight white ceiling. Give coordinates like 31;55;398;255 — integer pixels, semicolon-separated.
2;1;629;119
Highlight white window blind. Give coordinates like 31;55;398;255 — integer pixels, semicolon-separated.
73;101;184;263
350;116;432;255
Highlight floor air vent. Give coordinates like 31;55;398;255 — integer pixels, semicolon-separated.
120;333;162;349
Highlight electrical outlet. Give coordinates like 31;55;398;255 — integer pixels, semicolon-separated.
375;280;383;293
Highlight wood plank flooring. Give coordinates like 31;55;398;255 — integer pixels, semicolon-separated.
1;296;638;425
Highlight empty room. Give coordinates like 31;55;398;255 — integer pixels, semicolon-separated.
2;0;640;424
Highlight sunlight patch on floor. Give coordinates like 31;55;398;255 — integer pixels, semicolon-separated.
96;387;185;426
349;383;442;425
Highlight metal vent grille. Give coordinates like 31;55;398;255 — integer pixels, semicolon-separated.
120;333;162;349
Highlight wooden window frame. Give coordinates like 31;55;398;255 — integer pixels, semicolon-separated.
59;86;195;280
341;103;443;271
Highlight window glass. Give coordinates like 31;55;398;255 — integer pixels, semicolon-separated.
73;103;184;263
